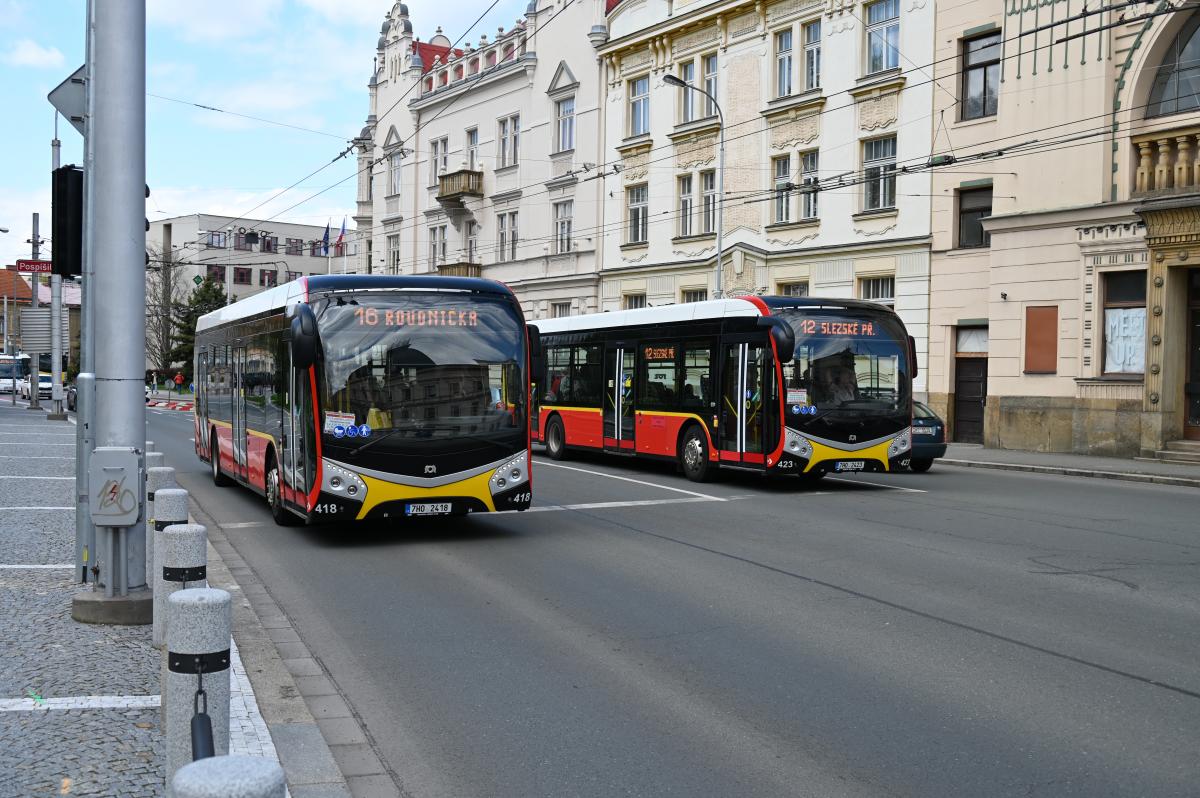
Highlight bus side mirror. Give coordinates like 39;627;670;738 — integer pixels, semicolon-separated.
527;325;542;358
291;304;319;370
908;335;918;379
758;317;795;362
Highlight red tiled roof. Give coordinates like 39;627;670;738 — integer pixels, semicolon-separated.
0;270;33;303
414;41;464;75
606;0;622;13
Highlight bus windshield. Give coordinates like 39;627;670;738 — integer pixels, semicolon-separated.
315;293;526;455
777;309;910;419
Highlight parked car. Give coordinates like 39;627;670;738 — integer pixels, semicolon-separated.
18;374;53;400
910;401;947;473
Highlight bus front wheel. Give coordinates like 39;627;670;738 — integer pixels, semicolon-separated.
545;416;567;461
679;425;711;482
210;431;231;487
265;454;297;526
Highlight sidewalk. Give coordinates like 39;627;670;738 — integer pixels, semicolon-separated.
941;443;1200;488
0;401;330;795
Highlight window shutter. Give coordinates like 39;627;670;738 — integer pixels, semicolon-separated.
1024;306;1058;373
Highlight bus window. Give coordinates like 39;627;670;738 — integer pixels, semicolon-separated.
545;347;571;403
569;345;602;407
639;343;679;409
682;344;711;410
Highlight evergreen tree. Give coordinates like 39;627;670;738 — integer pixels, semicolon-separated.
169;279;227;380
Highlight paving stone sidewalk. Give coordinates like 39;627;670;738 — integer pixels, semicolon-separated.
0;402;283;796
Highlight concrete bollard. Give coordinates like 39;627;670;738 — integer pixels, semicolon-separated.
154;522;207;649
151;488;191;647
166;588;231;795
147;440;156;453
145;464;175;590
172;756;286;798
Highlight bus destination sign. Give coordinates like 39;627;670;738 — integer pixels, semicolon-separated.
354;308;479;328
797;319;878;337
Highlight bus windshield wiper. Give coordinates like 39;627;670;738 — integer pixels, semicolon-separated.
344;429;403;457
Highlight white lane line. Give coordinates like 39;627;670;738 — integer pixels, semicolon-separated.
825;476;926;493
0;476;74;480
222;522;266;529
0;506;74;511
0;564;74;569
506;496;723;514
537;461;727;501
0;456;73;460
0;433;77;436
0;695;161;712
0;443;74;446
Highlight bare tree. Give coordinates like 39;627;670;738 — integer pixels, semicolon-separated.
145;244;185;374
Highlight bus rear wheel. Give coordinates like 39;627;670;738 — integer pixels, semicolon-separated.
265;455;296;526
679;425;711;482
545;416;567;461
210;431;231;487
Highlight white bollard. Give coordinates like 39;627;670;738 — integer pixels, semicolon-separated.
146;439;156;453
151;489;191;648
145;463;175;589
166;588;231;795
172;756;286;798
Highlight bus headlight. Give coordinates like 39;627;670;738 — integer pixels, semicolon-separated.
784;428;813;460
888;428;913;458
321;460;366;502
491;452;528;496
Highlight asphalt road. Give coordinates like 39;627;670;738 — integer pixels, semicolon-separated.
148;409;1200;798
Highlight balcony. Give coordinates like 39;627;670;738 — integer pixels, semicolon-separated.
436;261;481;278
436;168;484;208
1133;125;1200;197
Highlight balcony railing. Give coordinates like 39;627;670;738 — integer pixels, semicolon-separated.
436;261;481;277
1133;125;1200;197
436;168;484;207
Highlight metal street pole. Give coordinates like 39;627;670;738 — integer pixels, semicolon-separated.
662;75;725;298
28;212;42;409
72;0;150;623
49;114;66;421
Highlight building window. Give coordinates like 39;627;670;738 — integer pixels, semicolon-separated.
234;233;251;251
1024;305;1059;374
259;270;277;287
1147;15;1200;117
773;155;792;224
629;75;650;136
703;54;718;117
775;29;793;98
428;225;447;267
962;32;1001;120
800;151;819;219
866;0;900;74
206;264;226;282
551;301;572;318
1102;270;1147;374
498;115;520;167
429;136;448;184
859;275;894;306
261;236;277;253
465;221;478;263
863;136;897;211
387;234;401;273
497;211;518;262
285;237;303;255
627;185;649;244
779;281;809;297
701;170;717;234
678;175;694;237
466;128;478;170
555;97;575;152
623;293;647;310
285;270;301;282
233;267;252;285
388;151;403;195
678;61;696;123
554;200;574;254
958;187;993;248
804;20;822;91
682;289;707;303
204;231;227;249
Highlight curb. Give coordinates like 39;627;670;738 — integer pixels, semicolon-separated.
189;497;356;798
940;458;1200;489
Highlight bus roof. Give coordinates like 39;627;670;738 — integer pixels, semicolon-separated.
196;274;516;333
534;295;897;335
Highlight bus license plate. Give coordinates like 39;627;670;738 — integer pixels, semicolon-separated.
406;502;452;516
834;461;865;472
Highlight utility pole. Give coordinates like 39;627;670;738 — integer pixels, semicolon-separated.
72;0;150;624
27;212;43;410
48;114;66;421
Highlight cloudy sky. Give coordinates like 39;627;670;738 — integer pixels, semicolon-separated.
0;0;527;269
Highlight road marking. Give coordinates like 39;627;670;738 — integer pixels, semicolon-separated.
221;521;267;529
0;476;74;480
536;461;727;501
0;442;74;446
0;563;74;569
825;476;926;493
0;506;74;511
508;496;725;514
0;695;161;712
0;433;77;437
0;456;73;460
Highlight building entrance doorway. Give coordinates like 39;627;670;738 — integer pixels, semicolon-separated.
1186;270;1200;440
954;357;987;444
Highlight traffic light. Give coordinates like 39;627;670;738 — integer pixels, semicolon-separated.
51;164;83;277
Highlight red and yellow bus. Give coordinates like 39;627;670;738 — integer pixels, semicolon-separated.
532;296;915;481
194;275;533;524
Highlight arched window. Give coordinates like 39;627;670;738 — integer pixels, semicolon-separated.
1147;14;1200;117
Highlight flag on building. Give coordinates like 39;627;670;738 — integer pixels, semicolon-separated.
321;221;330;256
335;217;346;249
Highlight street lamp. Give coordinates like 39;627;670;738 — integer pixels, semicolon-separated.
663;73;725;299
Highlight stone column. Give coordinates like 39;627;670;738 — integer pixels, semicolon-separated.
1176;136;1193;189
1136;141;1153;193
1155;139;1175;191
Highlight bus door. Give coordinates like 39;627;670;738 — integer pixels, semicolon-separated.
231;347;249;481
603;345;635;452
285;357;308;507
719;338;772;466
